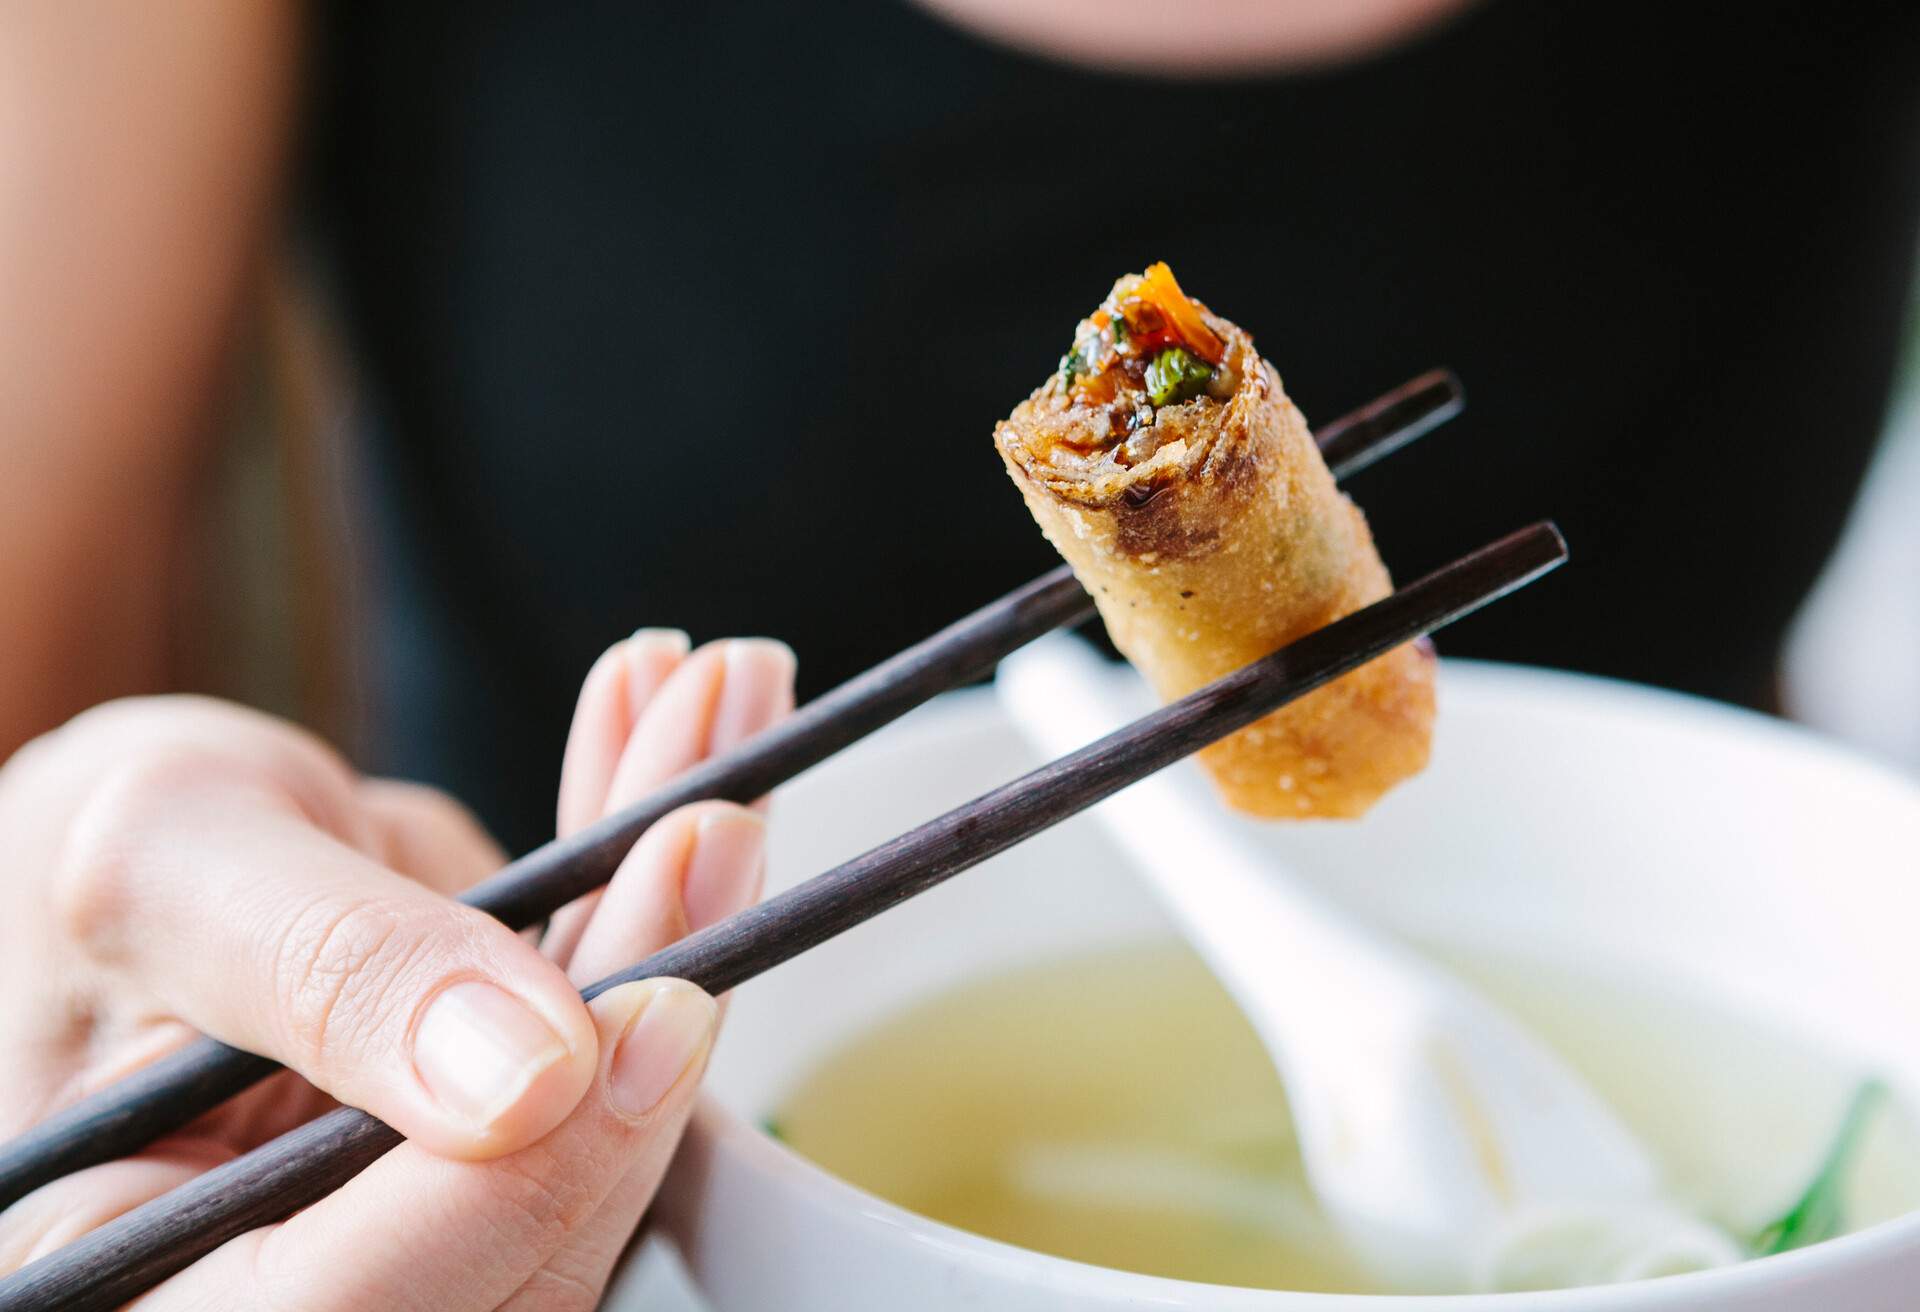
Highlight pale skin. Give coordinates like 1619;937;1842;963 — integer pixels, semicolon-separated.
0;1;1468;1305
0;631;797;1307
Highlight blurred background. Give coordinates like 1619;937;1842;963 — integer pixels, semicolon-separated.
193;281;1920;778
4;0;1916;854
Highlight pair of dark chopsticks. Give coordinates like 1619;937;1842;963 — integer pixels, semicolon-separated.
0;372;1565;1312
0;367;1465;1216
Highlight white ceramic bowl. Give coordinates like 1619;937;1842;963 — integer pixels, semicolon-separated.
638;662;1920;1310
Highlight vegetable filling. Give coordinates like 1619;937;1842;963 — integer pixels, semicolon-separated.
1050;262;1243;465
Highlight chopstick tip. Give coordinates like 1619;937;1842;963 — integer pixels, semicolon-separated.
1535;519;1569;564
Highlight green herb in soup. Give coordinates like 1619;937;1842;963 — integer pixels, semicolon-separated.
1751;1080;1889;1256
770;941;1920;1295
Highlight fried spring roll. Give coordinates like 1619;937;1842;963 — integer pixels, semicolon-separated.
994;262;1434;818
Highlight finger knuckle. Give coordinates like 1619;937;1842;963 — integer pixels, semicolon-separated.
271;895;436;1068
394;781;495;847
56;694;183;741
51;749;204;952
362;778;505;868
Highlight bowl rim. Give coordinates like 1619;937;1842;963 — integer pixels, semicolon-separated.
683;660;1920;1305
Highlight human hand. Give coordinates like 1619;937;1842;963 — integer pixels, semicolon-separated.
0;631;794;1308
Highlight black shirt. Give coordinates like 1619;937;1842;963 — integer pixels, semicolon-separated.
307;0;1920;852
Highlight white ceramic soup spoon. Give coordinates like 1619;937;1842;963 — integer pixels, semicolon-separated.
996;635;1743;1292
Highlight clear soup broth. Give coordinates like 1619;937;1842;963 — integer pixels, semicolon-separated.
774;940;1920;1294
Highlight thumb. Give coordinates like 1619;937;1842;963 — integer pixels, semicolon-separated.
58;757;599;1161
146;980;719;1312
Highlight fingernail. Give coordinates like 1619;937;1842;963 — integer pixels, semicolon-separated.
609;981;717;1119
711;639;796;752
624;630;693;723
683;808;766;930
413;981;571;1131
629;627;691;656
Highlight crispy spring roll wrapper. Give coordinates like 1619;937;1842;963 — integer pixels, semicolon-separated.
995;276;1434;818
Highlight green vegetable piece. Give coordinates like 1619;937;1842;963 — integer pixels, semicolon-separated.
760;1115;787;1142
1144;347;1213;406
1750;1079;1887;1256
1058;344;1085;390
1108;313;1130;347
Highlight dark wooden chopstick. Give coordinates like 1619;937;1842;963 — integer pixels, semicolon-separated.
1317;367;1462;480
0;519;1565;1312
0;369;1465;1213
